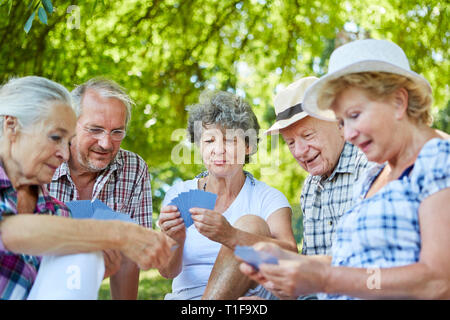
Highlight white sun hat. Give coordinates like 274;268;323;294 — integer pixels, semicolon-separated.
302;39;432;121
265;76;325;135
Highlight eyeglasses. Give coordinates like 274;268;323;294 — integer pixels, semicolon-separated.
80;125;126;141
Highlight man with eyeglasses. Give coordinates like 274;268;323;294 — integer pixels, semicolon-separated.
48;78;153;299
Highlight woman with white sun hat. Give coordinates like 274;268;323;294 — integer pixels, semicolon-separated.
239;39;449;299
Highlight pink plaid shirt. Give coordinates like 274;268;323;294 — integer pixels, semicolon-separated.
48;149;153;228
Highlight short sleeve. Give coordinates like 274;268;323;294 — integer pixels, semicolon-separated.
129;164;153;228
256;182;291;220
411;139;450;202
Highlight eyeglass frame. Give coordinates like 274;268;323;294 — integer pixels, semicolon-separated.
78;123;127;141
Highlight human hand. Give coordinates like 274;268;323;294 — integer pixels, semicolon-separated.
119;222;176;270
189;207;233;244
238;242;316;299
257;255;330;298
102;249;122;279
158;205;186;245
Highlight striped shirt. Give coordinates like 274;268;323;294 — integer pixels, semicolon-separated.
48;148;153;228
326;138;450;300
300;142;371;256
0;162;71;300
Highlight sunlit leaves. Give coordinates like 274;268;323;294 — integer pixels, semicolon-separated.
1;0;448;210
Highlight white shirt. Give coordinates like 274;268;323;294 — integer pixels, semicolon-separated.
162;174;291;296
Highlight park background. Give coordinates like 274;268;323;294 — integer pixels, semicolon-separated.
1;0;448;299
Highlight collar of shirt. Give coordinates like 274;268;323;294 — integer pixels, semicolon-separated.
0;161;69;216
310;142;360;187
0;161;13;190
53;148;125;181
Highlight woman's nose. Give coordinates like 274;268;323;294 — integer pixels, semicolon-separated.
344;125;358;142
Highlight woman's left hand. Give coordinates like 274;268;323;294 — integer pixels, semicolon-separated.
239;242;330;298
257;255;330;298
189;207;234;244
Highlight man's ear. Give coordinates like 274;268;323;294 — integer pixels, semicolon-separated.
3;116;19;141
392;87;409;121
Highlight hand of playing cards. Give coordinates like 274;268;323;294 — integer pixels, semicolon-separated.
66;199;136;224
234;245;279;270
169;190;218;228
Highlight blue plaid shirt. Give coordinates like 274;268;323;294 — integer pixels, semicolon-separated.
325;138;450;299
300;142;371;255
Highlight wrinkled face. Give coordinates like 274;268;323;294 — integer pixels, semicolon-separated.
331;86;397;164
280;116;345;177
10;103;76;185
70;89;127;172
200;124;249;178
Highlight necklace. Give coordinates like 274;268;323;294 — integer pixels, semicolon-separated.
203;176;208;191
196;170;256;192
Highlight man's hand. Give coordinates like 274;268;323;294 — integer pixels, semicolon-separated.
102;249;122;279
118;222;176;270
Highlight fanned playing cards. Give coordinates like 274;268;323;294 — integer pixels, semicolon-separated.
66;199;136;224
169;190;217;228
234;245;278;270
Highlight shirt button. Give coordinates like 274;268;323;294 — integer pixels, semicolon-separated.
329;220;333;226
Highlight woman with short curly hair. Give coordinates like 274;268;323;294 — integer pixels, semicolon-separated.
158;90;297;300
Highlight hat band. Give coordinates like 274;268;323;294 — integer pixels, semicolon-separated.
276;103;303;121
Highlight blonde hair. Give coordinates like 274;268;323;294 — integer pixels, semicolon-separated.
318;72;433;126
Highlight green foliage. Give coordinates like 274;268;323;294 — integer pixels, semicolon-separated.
0;0;448;218
98;270;172;300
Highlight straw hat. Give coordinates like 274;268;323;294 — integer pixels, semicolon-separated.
302;39;432;120
265;76;332;135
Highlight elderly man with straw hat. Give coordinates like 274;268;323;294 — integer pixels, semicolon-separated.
240;39;449;300
239;76;371;300
265;77;371;258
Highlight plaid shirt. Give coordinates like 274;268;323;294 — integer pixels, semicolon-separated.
0;162;71;300
325;138;450;300
48;148;153;228
300;142;371;256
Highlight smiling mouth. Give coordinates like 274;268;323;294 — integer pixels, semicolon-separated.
358;140;372;151
46;164;58;171
305;153;319;164
91;150;111;156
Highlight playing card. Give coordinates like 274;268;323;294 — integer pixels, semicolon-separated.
169;190;217;228
65;200;93;219
66;199;136;224
234;245;278;270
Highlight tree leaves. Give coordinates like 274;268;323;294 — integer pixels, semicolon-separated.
37;7;47;24
22;0;53;33
42;0;52;14
1;0;449;211
24;11;35;33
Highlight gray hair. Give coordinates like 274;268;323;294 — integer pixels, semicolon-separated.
0;76;73;137
71;78;134;126
187;90;260;163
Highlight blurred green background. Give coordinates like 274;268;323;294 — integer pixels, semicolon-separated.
2;0;448;300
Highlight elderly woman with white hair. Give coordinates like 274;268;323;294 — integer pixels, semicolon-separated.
239;39;449;299
158;90;297;300
0;76;174;299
